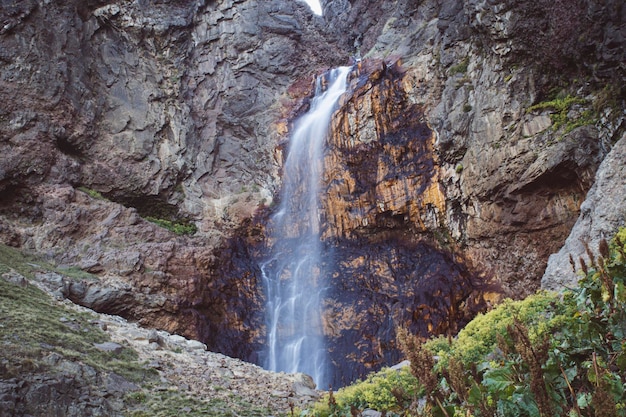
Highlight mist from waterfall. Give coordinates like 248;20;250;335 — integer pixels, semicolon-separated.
260;66;351;388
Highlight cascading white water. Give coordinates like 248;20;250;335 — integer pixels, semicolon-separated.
260;66;351;388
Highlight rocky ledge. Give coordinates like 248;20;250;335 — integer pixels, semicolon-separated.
0;265;318;417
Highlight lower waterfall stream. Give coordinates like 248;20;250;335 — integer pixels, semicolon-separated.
260;66;352;388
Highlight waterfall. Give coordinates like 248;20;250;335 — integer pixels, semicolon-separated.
301;0;323;15
260;66;352;388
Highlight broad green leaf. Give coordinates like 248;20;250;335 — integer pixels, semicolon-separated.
616;351;626;371
576;392;592;408
482;368;515;394
467;384;483;405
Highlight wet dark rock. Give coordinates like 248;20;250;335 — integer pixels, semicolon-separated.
322;237;491;386
213;218;493;388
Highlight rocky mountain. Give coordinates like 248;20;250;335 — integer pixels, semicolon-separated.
1;0;624;397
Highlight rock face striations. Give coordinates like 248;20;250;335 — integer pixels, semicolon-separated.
1;0;624;393
0;0;348;346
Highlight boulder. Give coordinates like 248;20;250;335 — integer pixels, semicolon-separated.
93;342;124;354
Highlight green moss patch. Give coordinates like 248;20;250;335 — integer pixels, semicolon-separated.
527;95;595;134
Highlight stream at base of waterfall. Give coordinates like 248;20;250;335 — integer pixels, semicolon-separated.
260;66;352;389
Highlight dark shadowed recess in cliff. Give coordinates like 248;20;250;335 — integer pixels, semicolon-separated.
197;229;267;365
0;187;44;229
322;235;490;387
113;195;182;220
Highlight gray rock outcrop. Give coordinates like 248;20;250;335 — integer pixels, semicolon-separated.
542;134;626;290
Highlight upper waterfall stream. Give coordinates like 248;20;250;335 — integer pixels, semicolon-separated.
260;66;352;388
301;0;323;15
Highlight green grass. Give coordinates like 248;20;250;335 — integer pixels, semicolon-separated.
0;243;154;383
0;277;154;383
54;264;99;281
449;57;469;75
126;390;275;417
0;244;282;416
77;186;107;200
0;243;96;281
0;243;42;278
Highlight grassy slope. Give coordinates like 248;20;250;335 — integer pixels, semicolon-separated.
0;244;277;417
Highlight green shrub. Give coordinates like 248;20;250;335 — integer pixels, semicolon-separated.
427;291;575;370
302;228;626;417
306;367;419;416
423;228;626;417
144;216;198;236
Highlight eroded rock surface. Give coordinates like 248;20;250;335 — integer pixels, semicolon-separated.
0;0;349;360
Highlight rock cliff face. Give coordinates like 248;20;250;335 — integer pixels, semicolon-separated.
542;133;626;290
0;0;349;346
325;0;623;297
1;0;624;389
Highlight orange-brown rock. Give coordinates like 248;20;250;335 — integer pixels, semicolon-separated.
322;61;446;240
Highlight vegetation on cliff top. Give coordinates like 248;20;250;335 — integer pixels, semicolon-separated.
305;228;626;417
